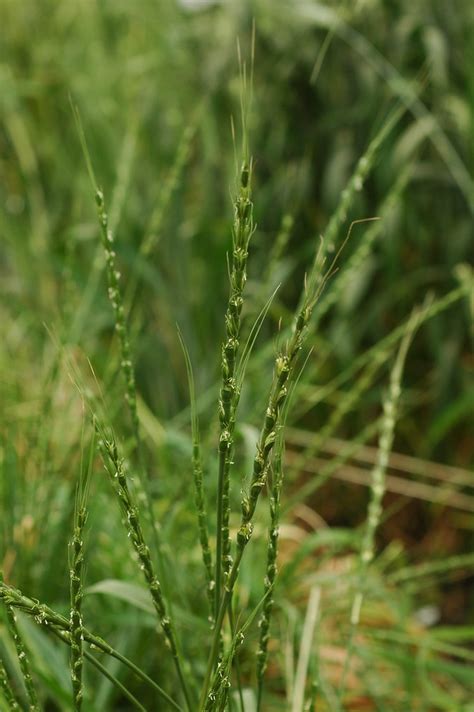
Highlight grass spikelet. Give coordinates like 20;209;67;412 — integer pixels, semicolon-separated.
256;444;283;710
359;307;423;572
0;581;181;711
339;304;424;698
215;156;255;616
0;656;20;710
295;108;404;320
256;351;312;710
177;327;214;616
72;103;150;499
94;420;192;710
69;426;94;711
315;167;411;324
1;574;38;710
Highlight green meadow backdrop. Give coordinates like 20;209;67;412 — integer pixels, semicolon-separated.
1;1;473;710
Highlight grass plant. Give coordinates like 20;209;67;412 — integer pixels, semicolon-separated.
1;3;473;710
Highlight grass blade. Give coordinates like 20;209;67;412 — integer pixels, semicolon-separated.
177;326;214;616
215;157;255;619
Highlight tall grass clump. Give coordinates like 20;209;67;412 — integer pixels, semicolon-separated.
1;6;473;710
1;100;473;708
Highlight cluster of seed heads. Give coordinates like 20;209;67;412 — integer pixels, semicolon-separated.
201;258;325;705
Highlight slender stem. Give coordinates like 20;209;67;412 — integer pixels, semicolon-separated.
339;307;422;700
73;106;165;584
228;603;245;712
199;549;244;709
96;425;192;710
51;626;148;712
0;581;181;711
178;326;215;615
1;571;39;711
69;436;93;712
256;450;284;710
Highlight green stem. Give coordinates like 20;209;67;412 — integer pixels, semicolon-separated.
0;581;181;711
1;570;39;711
0;658;20;710
199;549;244;710
96;426;192;711
51;626;148;712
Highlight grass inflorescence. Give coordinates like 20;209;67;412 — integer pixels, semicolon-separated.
68;426;94;712
215;158;255;617
95;418;192;710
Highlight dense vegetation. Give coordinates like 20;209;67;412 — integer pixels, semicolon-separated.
1;1;473;710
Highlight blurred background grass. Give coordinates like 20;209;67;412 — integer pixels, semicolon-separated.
1;0;473;710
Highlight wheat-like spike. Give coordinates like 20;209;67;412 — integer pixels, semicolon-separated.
256;448;283;710
215;159;255;616
68;431;93;712
256;350;311;710
72;104;161;563
1;572;39;711
0;657;20;711
95;422;192;711
69;505;86;711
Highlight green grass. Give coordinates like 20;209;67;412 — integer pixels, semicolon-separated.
1;1;473;710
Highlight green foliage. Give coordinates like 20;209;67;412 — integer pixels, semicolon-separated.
1;1;473;710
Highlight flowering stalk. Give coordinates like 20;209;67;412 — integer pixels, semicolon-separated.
199;247;328;709
0;580;181;710
95;422;192;711
68;433;93;712
1;572;38;711
256;446;284;710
